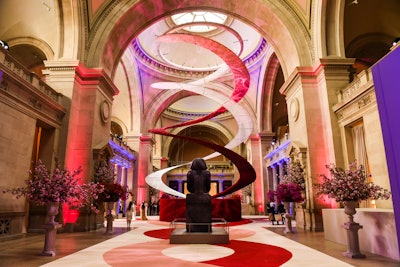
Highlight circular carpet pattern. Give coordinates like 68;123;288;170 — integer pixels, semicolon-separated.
162;244;235;262
103;226;293;266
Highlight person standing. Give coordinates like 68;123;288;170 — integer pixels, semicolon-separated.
126;201;133;229
141;201;148;220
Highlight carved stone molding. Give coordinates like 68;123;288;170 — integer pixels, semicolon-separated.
333;70;376;124
100;100;111;123
0;48;66;126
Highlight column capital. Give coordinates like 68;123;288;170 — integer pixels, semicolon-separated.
74;63;119;100
280;57;355;97
42;59;80;97
42;59;80;83
43;59;80;70
140;135;155;144
43;60;119;99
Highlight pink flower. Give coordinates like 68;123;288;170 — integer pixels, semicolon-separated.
3;160;104;213
281;161;306;190
268;183;304;203
316;161;391;202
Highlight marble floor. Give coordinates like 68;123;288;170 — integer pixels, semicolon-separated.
0;216;398;267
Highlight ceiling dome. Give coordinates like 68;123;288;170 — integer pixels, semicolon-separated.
135;11;264;72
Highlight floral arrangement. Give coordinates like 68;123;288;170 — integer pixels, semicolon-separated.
97;182;127;202
3;160;104;212
94;154;115;184
281;160;306;190
94;156;127;202
267;160;305;204
315;161;391;202
267;183;304;203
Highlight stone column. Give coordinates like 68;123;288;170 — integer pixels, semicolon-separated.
248;134;264;214
270;165;279;212
42;60;80;167
126;165;134;195
116;165;123;216
278;161;285;183
280;58;355;231
272;165;278;190
137;135;154;204
259;131;275;208
64;64;118;184
44;62;118;230
125;135;139;202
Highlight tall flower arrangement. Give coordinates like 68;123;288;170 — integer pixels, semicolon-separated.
98;182;127;202
281;160;306;190
94;155;115;184
267;160;306;203
316;161;391;202
94;156;127;202
3;160;104;212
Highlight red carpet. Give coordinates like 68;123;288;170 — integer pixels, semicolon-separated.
138;223;292;267
202;240;292;267
145;228;174;239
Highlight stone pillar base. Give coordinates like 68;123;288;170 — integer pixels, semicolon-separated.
40;222;62;256
342;222;366;258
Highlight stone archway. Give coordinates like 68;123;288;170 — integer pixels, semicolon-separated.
85;0;312;78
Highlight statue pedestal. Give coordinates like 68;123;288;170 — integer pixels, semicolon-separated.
342;201;366;258
40;202;61;256
342;222;366;258
170;218;229;244
105;202;115;234
186;193;212;232
40;222;62;256
283;202;294;233
322;208;399;260
170;227;229;244
284;213;294;233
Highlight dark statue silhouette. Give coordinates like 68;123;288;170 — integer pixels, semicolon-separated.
186;158;212;232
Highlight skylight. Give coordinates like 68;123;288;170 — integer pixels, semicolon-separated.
171;11;227;33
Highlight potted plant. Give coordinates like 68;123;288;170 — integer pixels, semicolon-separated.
281;160;306;190
94;157;128;203
316;161;391;204
3;159;103;256
315;161;391;258
3;159;103;214
93;156;128;233
267;182;304;233
98;182;128;202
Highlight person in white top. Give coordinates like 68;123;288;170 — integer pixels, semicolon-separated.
126;201;134;228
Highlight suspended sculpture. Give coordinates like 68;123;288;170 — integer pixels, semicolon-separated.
146;26;256;199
